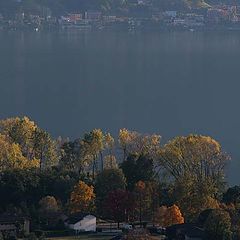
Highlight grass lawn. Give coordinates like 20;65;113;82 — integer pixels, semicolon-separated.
48;236;113;240
48;235;163;240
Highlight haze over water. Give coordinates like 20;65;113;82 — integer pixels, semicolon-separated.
0;30;240;184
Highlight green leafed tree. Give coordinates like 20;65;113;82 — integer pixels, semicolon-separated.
223;186;240;207
204;209;232;240
121;154;155;191
95;168;126;216
60;139;83;173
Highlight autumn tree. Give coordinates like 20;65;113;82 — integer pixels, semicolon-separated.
0;134;39;171
159;135;229;184
95;168;126;216
0;116;58;169
80;129;105;178
0;116;37;159
69;180;95;214
118;129;161;161
104;133;115;155
39;196;59;214
130;180;161;223
38;195;62;228
154;204;184;227
103;189;135;228
33;128;59;169
173;177;220;220
119;129;138;161
38;169;81;205
104;155;118;169
158;135;229;220
103;133;116;169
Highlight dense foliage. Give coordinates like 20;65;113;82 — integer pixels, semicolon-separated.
0;116;239;239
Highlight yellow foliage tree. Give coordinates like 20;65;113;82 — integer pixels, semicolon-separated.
154;205;184;227
104;133;115;151
81;129;105;177
104;155;118;169
158;135;229;220
159;135;229;184
0;116;37;159
70;181;95;214
0;116;58;169
118;129;161;160
0;134;39;171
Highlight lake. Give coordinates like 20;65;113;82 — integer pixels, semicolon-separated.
0;29;240;184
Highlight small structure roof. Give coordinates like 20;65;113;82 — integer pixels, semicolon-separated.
65;213;95;224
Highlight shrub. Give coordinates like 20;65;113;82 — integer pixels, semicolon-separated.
204;209;232;240
25;233;38;240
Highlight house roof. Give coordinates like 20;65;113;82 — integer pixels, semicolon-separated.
0;214;29;224
166;223;205;238
185;226;205;238
65;213;95;224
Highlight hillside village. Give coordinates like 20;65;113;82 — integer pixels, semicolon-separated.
1;0;240;31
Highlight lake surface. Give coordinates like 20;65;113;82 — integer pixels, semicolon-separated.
0;30;240;184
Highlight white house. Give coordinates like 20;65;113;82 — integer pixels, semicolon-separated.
65;214;96;232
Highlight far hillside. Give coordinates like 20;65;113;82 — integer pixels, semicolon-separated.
0;0;239;16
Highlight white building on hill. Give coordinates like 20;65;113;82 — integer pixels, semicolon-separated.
65;213;96;232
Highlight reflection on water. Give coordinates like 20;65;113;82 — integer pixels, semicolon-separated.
0;30;240;183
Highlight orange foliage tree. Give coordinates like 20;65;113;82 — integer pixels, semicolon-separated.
69;181;95;213
154;204;184;227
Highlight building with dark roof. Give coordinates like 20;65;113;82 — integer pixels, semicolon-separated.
166;223;205;240
0;214;30;238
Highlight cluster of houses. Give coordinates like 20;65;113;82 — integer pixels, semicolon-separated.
1;3;240;31
56;5;240;31
0;212;208;240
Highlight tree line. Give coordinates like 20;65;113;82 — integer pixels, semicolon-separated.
0;116;239;239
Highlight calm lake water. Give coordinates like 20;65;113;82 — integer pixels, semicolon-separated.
0;30;240;184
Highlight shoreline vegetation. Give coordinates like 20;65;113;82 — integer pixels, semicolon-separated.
0;116;239;239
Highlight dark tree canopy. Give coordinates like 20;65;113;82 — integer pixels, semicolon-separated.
120;154;155;191
95;168;126;216
223;186;240;205
204;209;232;240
